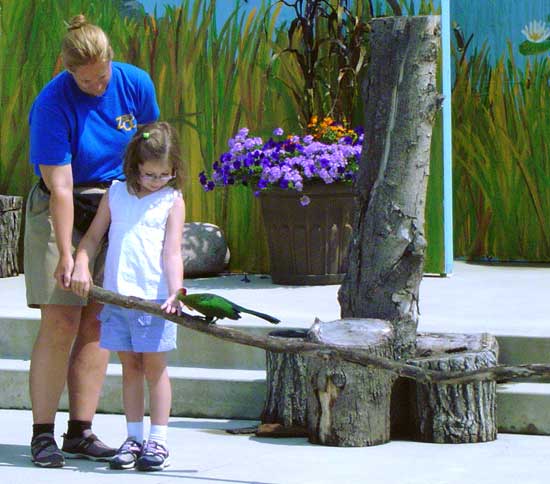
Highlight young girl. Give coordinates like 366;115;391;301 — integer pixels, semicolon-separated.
71;122;185;472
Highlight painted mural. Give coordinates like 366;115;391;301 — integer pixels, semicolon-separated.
6;0;548;268
0;0;446;274
451;0;550;261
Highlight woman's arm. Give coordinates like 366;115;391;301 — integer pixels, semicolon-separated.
39;164;75;290
161;194;185;313
71;192;111;298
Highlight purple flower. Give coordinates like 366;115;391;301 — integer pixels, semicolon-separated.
235;127;249;138
199;125;361;201
300;195;311;206
279;179;289;189
199;171;207;185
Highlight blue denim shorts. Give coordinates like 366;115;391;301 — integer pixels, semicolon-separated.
99;303;177;353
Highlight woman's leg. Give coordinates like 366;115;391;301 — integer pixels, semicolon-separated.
61;301;115;460
30;304;80;424
67;301;110;421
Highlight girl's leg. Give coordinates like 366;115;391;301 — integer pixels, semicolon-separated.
118;351;145;439
137;352;171;471
143;352;171;427
109;352;146;470
119;351;145;422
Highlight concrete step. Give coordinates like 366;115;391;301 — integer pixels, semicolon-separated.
0;359;265;419
0;316;271;370
2;359;550;435
4;315;550;370
497;382;550;435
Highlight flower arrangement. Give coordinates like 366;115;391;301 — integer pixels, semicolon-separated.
199;117;363;206
520;19;550;55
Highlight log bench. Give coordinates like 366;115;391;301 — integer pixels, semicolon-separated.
407;332;499;443
262;325;498;446
0;195;23;278
306;319;396;447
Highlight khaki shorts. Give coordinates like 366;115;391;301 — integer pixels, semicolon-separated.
24;182;107;308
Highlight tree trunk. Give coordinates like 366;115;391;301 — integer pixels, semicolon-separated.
0;195;23;278
408;332;499;443
338;15;442;358
261;329;309;428
306;319;396;446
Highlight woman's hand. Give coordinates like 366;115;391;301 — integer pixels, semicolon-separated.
161;293;183;315
54;253;74;290
70;264;93;298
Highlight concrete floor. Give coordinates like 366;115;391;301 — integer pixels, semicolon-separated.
3;260;550;336
0;409;548;484
1;261;550;483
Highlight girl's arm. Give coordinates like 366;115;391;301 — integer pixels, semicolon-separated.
40;164;74;290
70;192;111;298
161;193;185;313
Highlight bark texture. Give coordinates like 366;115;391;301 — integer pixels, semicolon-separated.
338;16;442;358
409;332;499;443
306;319;396;446
90;285;550;384
0;195;23;278
261;329;309;428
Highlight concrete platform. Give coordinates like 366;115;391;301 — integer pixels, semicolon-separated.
0;409;548;484
1;261;550;482
3;260;550;336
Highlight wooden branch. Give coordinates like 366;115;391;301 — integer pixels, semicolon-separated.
89;285;550;384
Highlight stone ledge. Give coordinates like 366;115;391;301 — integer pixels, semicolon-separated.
497;382;550;435
2;359;550;433
0;359;265;420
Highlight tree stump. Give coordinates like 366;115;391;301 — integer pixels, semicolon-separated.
0;195;23;278
408;332;499;443
306;319;396;447
261;329;309;429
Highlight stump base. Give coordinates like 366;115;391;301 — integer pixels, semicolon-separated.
0;195;23;278
306;319;396;447
406;332;499;443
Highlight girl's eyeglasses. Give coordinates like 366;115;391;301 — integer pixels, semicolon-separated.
139;174;174;183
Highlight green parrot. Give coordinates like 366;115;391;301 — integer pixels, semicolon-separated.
176;288;280;324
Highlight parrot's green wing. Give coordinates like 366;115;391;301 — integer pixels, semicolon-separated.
178;291;280;324
181;293;241;321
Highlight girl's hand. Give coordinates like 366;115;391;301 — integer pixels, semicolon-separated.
70;264;93;298
161;294;183;314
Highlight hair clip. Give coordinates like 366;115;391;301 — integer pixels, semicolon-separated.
142;132;150;140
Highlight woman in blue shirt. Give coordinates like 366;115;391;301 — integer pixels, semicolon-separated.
25;14;160;468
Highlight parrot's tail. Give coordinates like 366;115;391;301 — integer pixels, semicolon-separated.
242;308;280;324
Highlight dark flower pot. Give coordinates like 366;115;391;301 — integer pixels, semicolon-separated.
260;181;355;285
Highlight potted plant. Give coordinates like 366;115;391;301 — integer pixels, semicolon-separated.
199;117;363;285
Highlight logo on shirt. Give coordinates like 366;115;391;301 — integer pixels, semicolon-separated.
116;114;137;131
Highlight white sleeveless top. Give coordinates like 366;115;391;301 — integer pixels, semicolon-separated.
103;180;180;299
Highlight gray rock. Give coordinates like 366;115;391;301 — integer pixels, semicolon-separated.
182;222;230;277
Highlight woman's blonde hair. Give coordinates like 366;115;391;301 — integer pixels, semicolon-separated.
124;122;186;195
61;14;114;71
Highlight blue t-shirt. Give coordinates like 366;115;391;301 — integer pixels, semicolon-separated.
29;61;160;184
